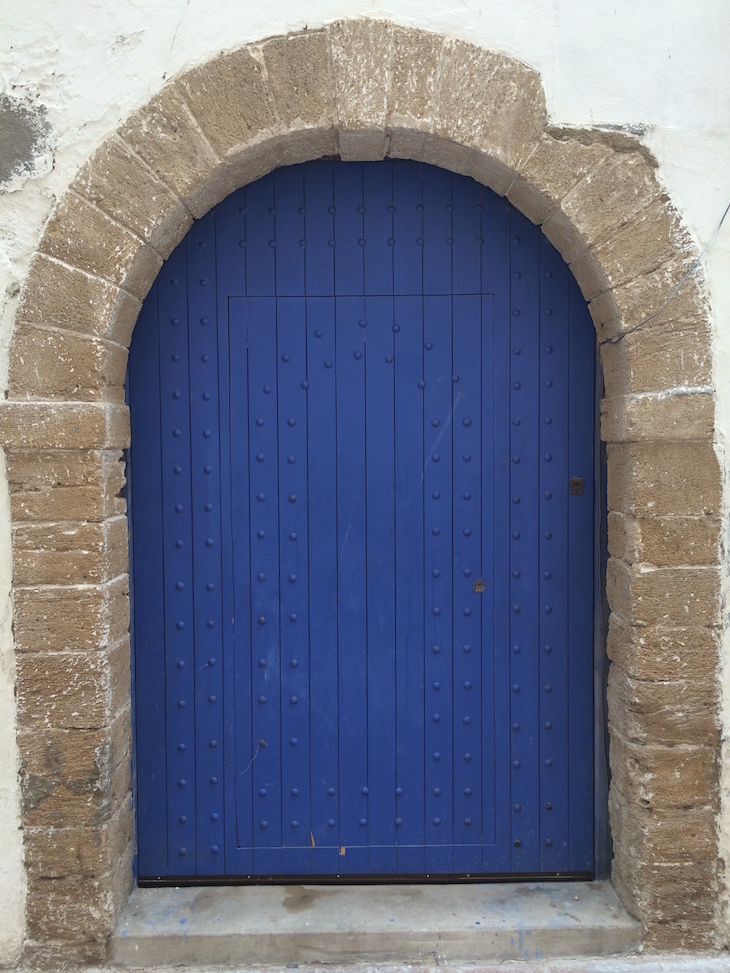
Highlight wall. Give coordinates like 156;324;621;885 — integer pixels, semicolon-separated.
0;0;728;962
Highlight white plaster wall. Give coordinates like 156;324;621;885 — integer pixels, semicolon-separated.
0;0;729;959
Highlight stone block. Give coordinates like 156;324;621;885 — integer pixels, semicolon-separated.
9;323;128;402
262;29;334;131
38;192;162;301
13;515;128;586
119;83;232;219
22;741;130;828
436;39;544;173
607;442;721;517
330;19;392;160
607;615;718;682
72;135;192;257
591;254;705;339
0;401;130;450
642;919;719;951
609;730;716;810
592;197;691;292
569;246;610;301
24;805;132;880
387;26;444;131
16;254;141;345
14;575;129;653
177;46;278;162
506;176;554;226
607;665;718;746
607;559;719;627
608;511;719;567
8;449;126;523
519;136;612;210
601;391;714;443
17;637;129;731
541;207;589;264
609;796;717;866
26;850;133;943
23;938;109;966
19;709;129;787
560;151;662;250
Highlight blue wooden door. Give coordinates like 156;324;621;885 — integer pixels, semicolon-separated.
129;160;595;882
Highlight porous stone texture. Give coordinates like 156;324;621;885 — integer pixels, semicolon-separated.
1;18;720;962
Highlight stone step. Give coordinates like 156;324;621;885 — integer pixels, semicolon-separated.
109;881;640;967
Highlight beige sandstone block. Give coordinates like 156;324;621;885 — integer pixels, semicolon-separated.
560;151;662;250
22;746;130;829
38;193;162;301
517;136;612;209
72;135;192;258
13;515;128;587
608;511;719;567
262;29;334;131
26;848;133;943
568;246;610;301
643;919;719;951
417;133;515;197
119;83;232;219
23;939;109;966
607;559;719;627
17;254;141;345
177;46;278;161
591;197;691;292
9;323;128;403
607;616;718;682
609;731;716;810
601;391;714;443
14;575;129;653
387;26;443;131
591;255;705;341
24;804;132;880
436;40;544;174
609;796;717;866
0;402;130;451
541;207;589;264
607;442;721;517
8;449;126;524
330;19;392;160
607;665;718;747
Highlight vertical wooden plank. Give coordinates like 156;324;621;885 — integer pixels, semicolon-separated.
186;211;225;876
422;167;452;295
451;294;483;872
334;164;364;296
335;294;369;874
217;189;248;875
538;238;571;872
226;295;253;874
157;245;196;874
394;294;425;874
304;161;335;297
129;280;167;878
481;189;512;872
245;173;276;296
306;296;340;874
246;297;283;875
451;176;482;295
568;278;596;873
423;294;454;873
364;294;397;873
363;161;393;295
275;166;306;297
277;297;312;874
392;163;423;296
508;210;542;872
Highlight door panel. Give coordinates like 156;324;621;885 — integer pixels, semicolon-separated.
128;160;595;881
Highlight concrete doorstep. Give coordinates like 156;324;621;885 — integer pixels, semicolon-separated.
109;881;641;968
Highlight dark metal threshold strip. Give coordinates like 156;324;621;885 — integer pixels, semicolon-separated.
139;870;593;887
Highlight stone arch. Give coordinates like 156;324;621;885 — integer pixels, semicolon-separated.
1;19;720;962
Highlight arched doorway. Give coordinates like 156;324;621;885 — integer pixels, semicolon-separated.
128;159;596;882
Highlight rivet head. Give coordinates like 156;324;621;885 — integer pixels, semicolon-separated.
545;838;553;847
328;787;336;795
